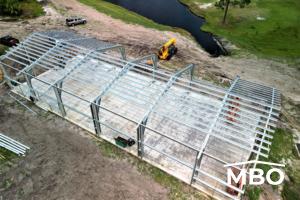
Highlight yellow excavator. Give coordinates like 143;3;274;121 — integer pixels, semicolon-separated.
158;38;178;60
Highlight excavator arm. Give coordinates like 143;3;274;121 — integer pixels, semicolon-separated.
158;38;178;60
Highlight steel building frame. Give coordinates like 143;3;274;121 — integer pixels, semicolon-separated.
0;31;281;200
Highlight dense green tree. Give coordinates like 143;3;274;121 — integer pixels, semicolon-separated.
215;0;251;24
0;0;21;16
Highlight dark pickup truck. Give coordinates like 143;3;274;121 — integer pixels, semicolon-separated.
0;35;19;47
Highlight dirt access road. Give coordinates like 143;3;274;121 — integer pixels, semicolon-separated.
0;87;169;200
0;0;299;102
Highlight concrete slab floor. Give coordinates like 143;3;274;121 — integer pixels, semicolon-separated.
12;56;259;200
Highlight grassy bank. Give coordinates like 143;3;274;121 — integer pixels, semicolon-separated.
0;0;44;18
0;147;18;176
180;0;300;60
0;45;8;55
258;129;300;200
0;147;17;165
78;0;189;36
19;0;44;18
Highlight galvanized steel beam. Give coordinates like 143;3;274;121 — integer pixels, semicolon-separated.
53;81;66;117
254;88;275;168
136;64;194;157
97;44;126;60
25;68;38;100
137;118;147;157
91;54;158;136
0;133;30;156
90;99;101;135
16;39;59;76
191;76;240;184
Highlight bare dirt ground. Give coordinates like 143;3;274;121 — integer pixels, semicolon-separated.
0;86;169;200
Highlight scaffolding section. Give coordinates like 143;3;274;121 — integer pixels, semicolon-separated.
0;31;281;200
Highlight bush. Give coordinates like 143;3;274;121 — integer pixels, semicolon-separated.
214;0;251;9
19;0;44;18
246;186;262;200
0;0;21;16
282;182;300;200
0;0;44;17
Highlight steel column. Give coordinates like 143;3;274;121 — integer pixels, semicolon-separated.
137;117;147;157
53;81;66;116
189;64;195;85
90;99;101;135
24;69;37;100
190;134;210;184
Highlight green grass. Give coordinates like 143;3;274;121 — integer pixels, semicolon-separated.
245;186;262;200
0;146;18;179
265;128;297;163
96;139;208;200
180;0;300;60
0;45;8;56
0;147;17;165
258;129;296;183
78;0;189;36
282;180;300;200
19;0;44;18
97;139;126;159
0;0;44;18
255;128;300;200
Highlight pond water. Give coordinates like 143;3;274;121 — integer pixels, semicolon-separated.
105;0;225;56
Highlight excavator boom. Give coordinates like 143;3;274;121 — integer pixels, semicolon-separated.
158;38;178;60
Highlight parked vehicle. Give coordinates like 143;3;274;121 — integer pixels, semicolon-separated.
0;35;19;47
66;17;87;27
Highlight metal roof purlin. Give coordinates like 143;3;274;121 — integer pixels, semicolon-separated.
254;87;275;167
91;54;158;135
41;44;127;97
2;33;60;100
136;64;195;157
99;44;127;60
42;45;120;116
93;54;158;105
140;64;195;124
2;34;36;61
15;33;59;76
190;76;240;184
61;36;94;42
